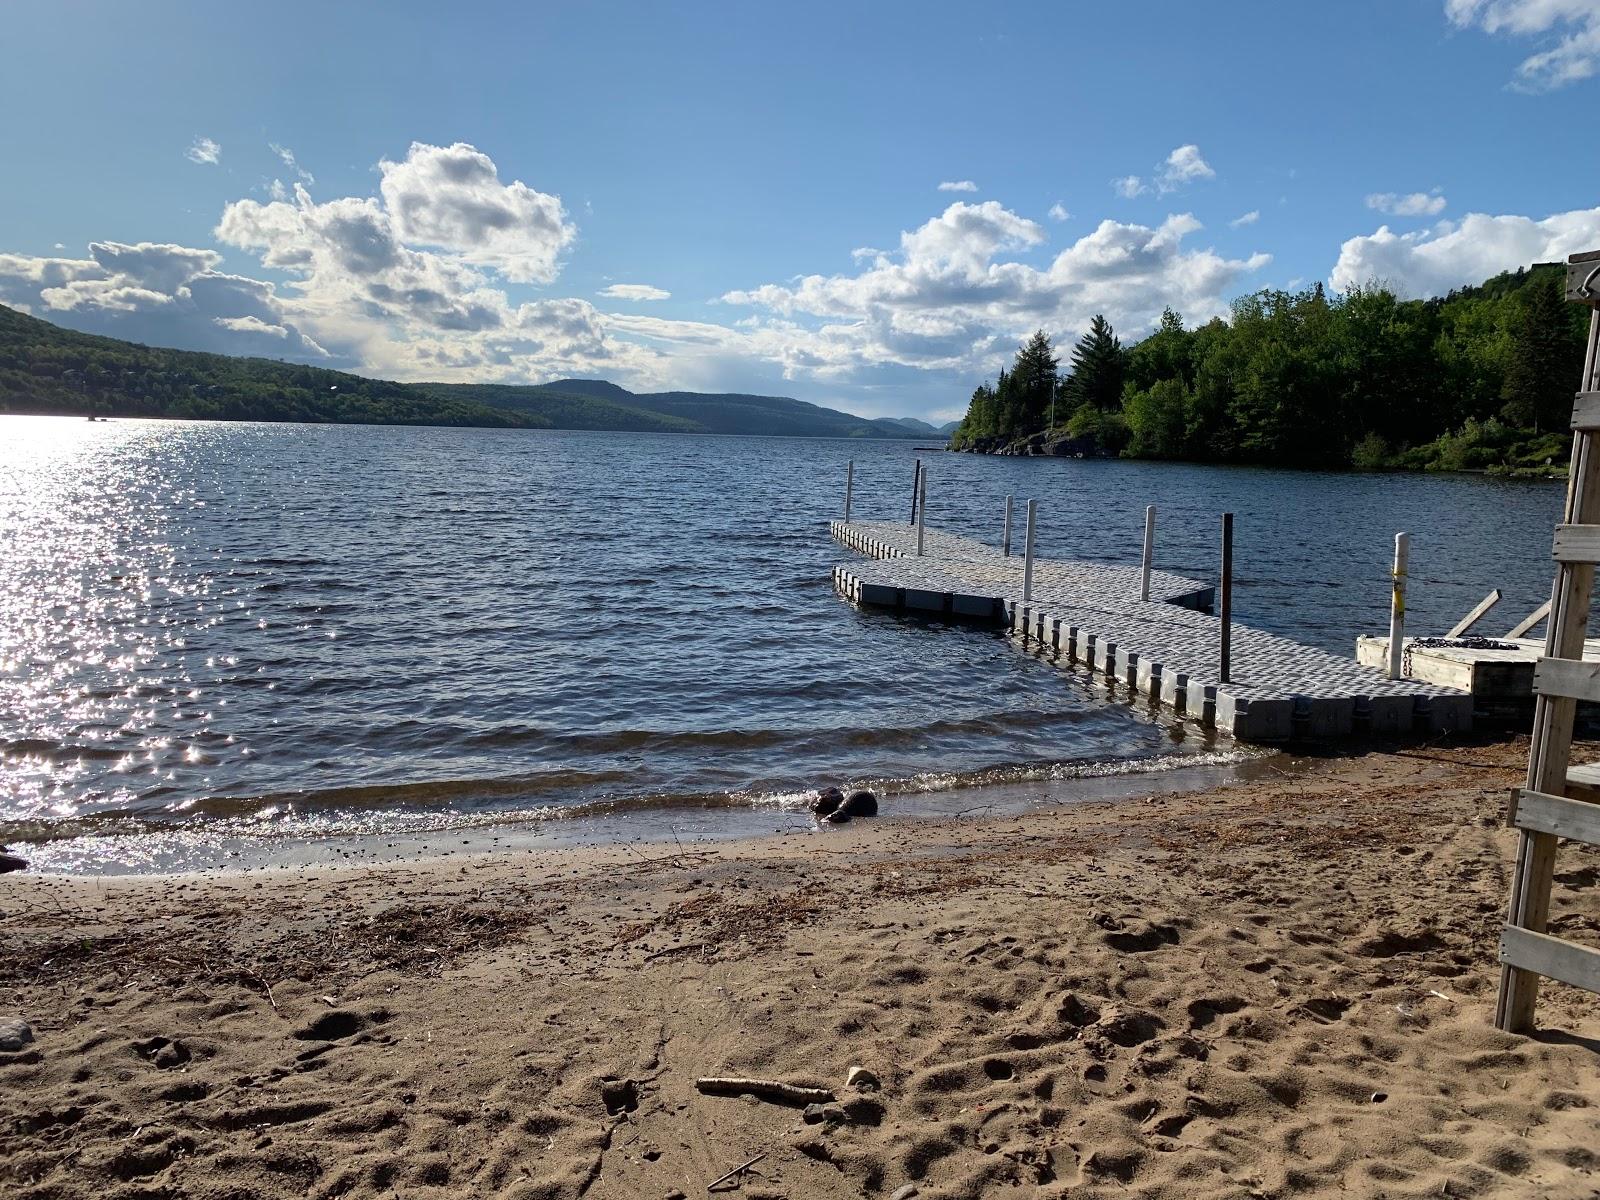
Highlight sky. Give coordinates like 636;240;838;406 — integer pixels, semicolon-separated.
2;1;1599;423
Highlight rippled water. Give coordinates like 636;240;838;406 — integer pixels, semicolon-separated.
0;416;1565;869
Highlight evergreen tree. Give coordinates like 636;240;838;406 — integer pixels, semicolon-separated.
1500;273;1572;432
1063;315;1125;411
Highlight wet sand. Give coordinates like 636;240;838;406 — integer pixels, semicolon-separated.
2;736;1597;1199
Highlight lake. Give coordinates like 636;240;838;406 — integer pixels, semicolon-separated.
0;416;1565;871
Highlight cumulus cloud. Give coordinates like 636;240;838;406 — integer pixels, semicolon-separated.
1330;205;1600;295
1230;210;1260;228
938;180;978;192
1366;191;1447;217
1048;203;1071;222
1158;144;1215;192
721;201;1268;379
1446;0;1600;88
0;241;330;360
376;141;575;283
598;283;670;301
1112;175;1147;199
186;137;221;165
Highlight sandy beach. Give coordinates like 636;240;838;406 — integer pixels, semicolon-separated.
3;736;1598;1199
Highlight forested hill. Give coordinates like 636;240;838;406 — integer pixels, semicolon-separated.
0;303;928;439
949;264;1590;475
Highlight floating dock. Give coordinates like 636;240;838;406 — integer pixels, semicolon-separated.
1355;634;1600;714
830;519;1474;743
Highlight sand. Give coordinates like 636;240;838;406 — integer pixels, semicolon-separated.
2;737;1598;1199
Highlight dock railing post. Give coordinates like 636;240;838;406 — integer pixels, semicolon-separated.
1002;495;1013;557
915;468;927;556
1022;499;1037;603
1388;532;1409;680
844;459;854;525
1219;512;1233;684
1140;505;1156;601
909;459;921;526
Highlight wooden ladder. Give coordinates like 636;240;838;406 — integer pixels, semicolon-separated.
1496;249;1600;1031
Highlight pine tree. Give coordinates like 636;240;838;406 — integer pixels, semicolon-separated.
1010;330;1059;432
1063;315;1125;411
1500;274;1571;433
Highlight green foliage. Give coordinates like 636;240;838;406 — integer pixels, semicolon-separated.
949;263;1590;471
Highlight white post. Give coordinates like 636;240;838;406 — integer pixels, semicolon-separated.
844;460;854;524
915;468;927;556
1002;494;1013;557
1022;499;1037;602
1140;505;1155;601
1388;532;1409;680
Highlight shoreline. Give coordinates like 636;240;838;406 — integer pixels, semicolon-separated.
4;734;1597;1198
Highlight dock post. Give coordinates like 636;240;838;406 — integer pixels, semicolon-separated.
916;468;927;556
1022;499;1037;603
1002;495;1013;557
1388;533;1409;680
1140;505;1156;601
844;460;854;525
1219;513;1233;684
909;459;921;526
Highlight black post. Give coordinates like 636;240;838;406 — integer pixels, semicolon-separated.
909;458;922;526
1219;512;1233;684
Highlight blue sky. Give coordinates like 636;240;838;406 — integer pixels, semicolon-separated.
2;0;1598;421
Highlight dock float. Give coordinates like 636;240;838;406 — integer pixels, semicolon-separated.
830;519;1473;743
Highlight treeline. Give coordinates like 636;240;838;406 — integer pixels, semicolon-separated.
949;264;1589;474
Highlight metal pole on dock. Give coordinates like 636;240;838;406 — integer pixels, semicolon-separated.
1002;495;1013;557
1388;533;1409;680
916;467;928;556
1219;512;1233;684
909;459;921;526
1140;505;1156;601
1022;499;1037;602
844;460;854;524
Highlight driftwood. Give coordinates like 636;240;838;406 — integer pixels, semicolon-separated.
694;1076;834;1106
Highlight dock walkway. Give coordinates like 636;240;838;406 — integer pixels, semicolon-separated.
830;519;1473;743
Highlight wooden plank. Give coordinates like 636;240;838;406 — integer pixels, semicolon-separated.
1572;392;1600;432
1552;523;1600;563
1445;589;1501;637
1514;788;1600;846
1566;762;1600;791
1505;599;1552;639
1532;656;1600;704
1499;925;1600;995
1568;251;1600;306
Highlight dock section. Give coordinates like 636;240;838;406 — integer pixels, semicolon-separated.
831;519;1473;743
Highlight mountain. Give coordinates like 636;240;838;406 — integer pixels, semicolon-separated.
0;303;932;439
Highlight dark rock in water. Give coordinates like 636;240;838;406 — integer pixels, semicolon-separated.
0;853;28;874
825;790;878;824
811;787;844;817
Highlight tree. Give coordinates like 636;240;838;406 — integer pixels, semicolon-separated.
1500;273;1572;432
1063;315;1125;411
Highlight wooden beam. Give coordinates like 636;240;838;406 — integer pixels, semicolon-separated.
1445;589;1501;637
1504;599;1551;639
1499;925;1600;995
1533;656;1600;704
1572;391;1600;432
1568;250;1600;307
1513;788;1600;846
1553;524;1600;563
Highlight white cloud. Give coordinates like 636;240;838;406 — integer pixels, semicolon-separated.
721;202;1268;379
937;180;978;193
598;283;671;301
850;246;885;261
269;142;314;184
1366;191;1448;217
1330;204;1600;294
1048;203;1071;222
1229;210;1260;228
1158;144;1215;192
376;141;576;283
1112;175;1147;199
1446;0;1600;88
185;137;221;165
